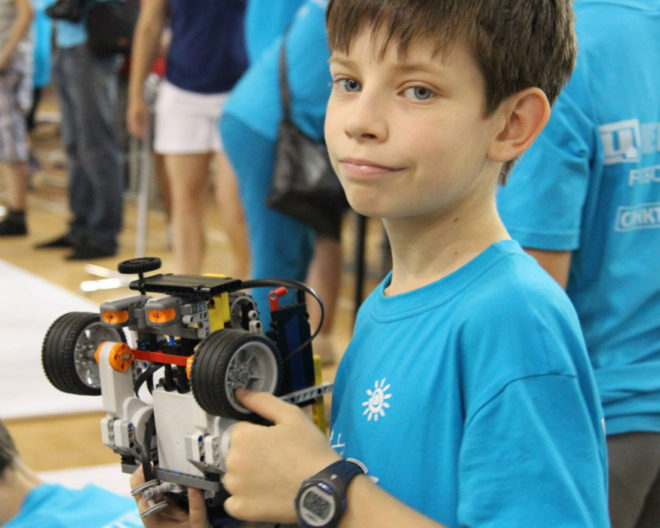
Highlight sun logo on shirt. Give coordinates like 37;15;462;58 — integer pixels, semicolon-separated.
362;378;392;421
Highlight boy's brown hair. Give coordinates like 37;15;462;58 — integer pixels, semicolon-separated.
0;419;18;477
326;0;576;116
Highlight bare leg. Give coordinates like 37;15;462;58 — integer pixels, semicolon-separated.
6;161;29;210
0;161;30;235
306;236;343;364
215;152;250;279
164;152;212;274
153;152;171;222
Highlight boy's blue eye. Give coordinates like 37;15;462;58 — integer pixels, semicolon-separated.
339;78;361;92
405;86;435;101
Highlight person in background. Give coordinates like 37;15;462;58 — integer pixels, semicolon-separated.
0;0;33;237
221;1;343;363
128;0;249;276
25;0;53;139
497;1;660;526
35;5;124;260
0;418;142;527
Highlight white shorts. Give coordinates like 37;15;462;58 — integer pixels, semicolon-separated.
153;80;228;154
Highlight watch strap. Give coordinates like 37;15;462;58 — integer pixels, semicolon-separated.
316;458;366;495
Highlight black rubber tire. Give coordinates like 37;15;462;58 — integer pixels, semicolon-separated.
191;329;282;419
42;312;124;395
118;257;162;275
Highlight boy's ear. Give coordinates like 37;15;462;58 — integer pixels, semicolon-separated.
487;88;550;163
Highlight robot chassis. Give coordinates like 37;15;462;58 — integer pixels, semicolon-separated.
42;257;333;520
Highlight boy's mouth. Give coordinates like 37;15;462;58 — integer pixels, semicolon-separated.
339;158;403;177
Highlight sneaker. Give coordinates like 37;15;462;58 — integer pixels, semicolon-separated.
35;233;77;249
65;243;117;261
0;218;27;236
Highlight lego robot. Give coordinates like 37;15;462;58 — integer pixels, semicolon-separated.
42;257;332;523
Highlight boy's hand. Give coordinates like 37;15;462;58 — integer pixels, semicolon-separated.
222;390;340;523
130;465;211;528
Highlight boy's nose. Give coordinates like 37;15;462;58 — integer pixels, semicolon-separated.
344;94;388;142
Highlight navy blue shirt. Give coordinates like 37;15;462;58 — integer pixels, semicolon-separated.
166;0;248;94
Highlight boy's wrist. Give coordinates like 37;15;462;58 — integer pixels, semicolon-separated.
294;458;367;528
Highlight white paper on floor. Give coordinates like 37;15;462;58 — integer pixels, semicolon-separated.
39;463;132;496
0;258;105;419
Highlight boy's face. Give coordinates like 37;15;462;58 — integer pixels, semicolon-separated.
325;29;503;221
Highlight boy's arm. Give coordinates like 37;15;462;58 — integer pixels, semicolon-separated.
127;0;167;139
525;248;572;289
0;0;33;72
223;391;449;528
338;476;448;528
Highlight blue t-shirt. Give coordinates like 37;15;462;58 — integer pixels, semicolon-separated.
330;240;609;527
497;0;660;436
5;483;142;527
32;0;54;88
244;0;304;64
222;0;331;142
166;0;248;94
55;20;86;48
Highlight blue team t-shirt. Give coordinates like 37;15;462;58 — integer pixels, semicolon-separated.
5;483;142;527
330;240;609;527
55;20;86;48
165;0;248;94
222;0;331;142
32;0;54;88
244;0;304;64
497;0;660;436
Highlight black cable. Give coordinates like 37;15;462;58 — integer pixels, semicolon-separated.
240;278;325;362
141;412;156;481
133;363;162;397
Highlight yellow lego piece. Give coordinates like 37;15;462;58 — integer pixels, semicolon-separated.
312;354;328;434
207;292;230;332
202;273;232;333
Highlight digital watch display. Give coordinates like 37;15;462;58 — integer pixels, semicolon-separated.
298;483;336;526
295;459;366;528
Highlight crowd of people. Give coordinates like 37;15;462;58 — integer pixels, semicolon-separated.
0;0;658;527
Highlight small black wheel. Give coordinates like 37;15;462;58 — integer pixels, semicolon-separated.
228;292;258;330
191;329;282;419
42;312;125;395
118;257;162;275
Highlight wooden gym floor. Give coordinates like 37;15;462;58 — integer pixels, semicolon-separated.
1;87;386;474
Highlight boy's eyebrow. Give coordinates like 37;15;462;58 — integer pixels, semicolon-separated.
391;62;445;75
328;55;357;69
329;55;444;76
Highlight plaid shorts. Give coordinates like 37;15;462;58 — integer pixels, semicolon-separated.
0;63;31;162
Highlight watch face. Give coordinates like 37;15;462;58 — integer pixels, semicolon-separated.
298;484;336;527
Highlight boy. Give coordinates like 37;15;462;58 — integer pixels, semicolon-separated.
0;418;143;527
132;1;610;526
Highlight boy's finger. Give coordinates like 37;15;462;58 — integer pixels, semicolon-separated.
129;465;145;492
187;488;211;528
235;389;298;423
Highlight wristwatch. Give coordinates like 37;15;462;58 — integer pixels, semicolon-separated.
295;458;367;528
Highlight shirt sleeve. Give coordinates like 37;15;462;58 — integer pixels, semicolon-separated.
496;61;597;251
457;375;609;528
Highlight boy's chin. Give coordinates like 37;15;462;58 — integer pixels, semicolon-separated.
345;198;380;218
